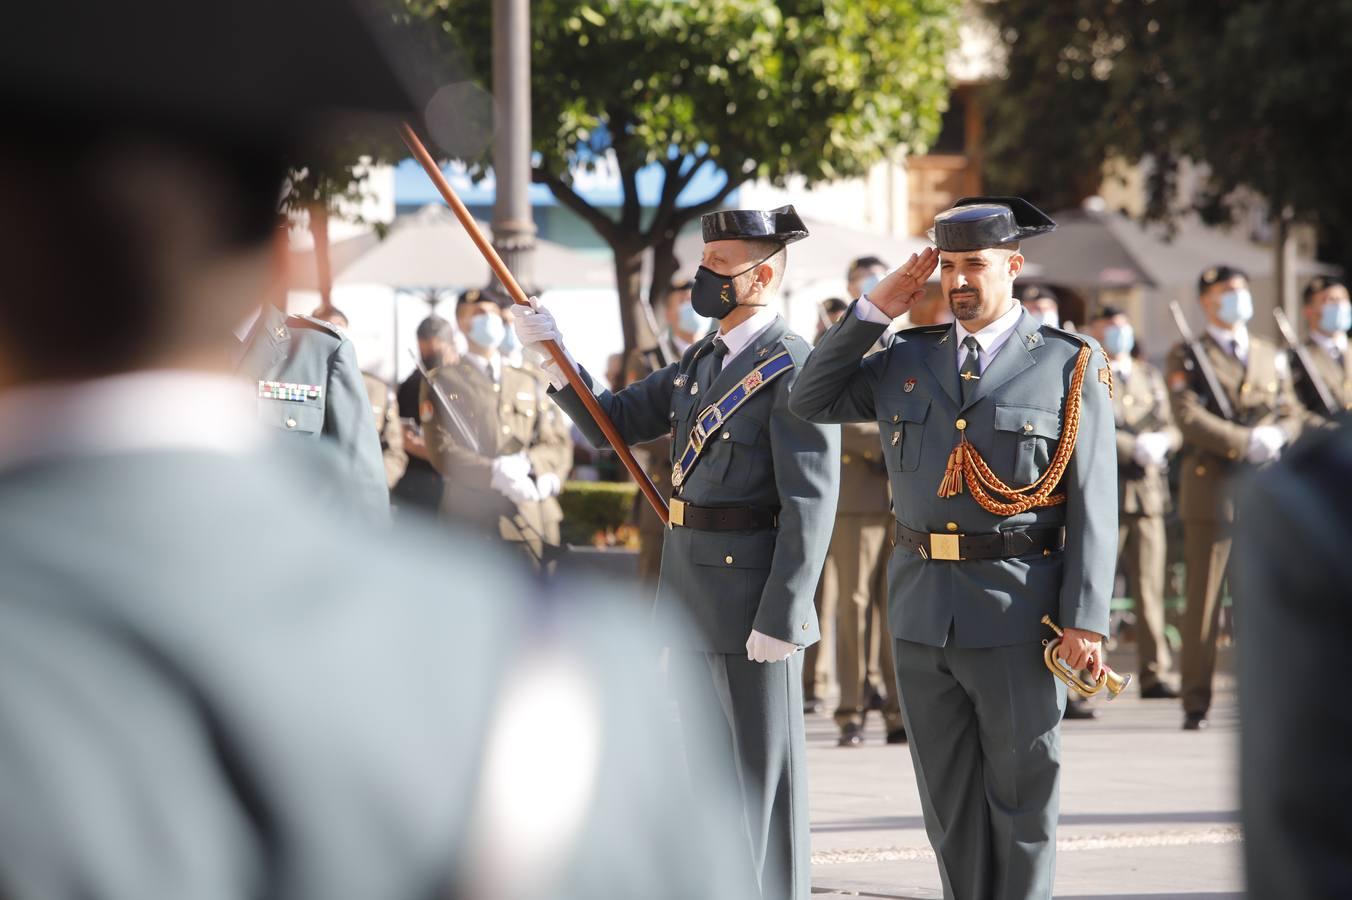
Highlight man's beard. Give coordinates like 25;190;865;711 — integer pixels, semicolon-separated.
948;287;982;321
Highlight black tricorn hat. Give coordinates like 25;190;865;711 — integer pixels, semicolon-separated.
929;197;1057;252
702;205;809;245
1019;284;1059;305
1;0;433;151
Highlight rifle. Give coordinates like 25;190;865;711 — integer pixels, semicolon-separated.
635;290;677;371
1273;308;1338;419
1168;301;1235;421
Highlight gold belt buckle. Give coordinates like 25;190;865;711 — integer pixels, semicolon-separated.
930;533;961;561
668;498;686;529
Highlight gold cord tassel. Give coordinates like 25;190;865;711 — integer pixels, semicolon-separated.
938;440;966;498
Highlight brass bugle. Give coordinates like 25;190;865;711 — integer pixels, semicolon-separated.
1040;615;1132;700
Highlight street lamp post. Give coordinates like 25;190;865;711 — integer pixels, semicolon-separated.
490;0;536;296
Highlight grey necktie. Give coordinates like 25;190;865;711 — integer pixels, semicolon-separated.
960;336;981;403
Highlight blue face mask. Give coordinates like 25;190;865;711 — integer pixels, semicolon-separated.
468;312;506;350
858;273;882;296
677;302;709;337
499;324;522;354
1103;323;1135;356
1320;301;1352;335
1217;289;1253;325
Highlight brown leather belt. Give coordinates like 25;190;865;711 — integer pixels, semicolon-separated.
669;498;779;531
894;522;1065;561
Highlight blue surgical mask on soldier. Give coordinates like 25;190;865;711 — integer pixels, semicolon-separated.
1320;300;1352;335
1217;289;1253;325
468;312;506;350
499;324;522;354
677;302;709;337
858;273;882;296
1102;323;1135;356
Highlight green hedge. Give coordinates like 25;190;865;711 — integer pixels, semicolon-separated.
558;481;639;546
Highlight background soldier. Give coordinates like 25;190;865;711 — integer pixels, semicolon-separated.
423;295;571;566
1296;275;1352;417
1089;306;1180;699
1166;264;1308;729
236;298;388;521
792;197;1118;900
514;206;840;900
1019;283;1062;328
393;313;455;513
821;260;905;746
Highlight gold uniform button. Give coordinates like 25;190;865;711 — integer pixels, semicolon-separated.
841;453;853;463
1023;422;1034;433
892;414;901;424
1123;395;1136;407
946;522;959;533
285;417;297;429
956;418;967;431
802;622;809;631
1227;449;1239;460
724;555;734;565
502;425;511;434
1195;465;1207;476
722;432;731;440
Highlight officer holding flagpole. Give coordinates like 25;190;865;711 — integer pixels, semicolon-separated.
513;206;839;899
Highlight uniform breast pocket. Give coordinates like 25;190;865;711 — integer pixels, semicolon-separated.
259;399;323;436
697;415;763;485
879;396;930;472
993;403;1062;485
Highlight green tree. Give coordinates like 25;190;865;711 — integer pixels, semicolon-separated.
982;0;1352;267
411;0;957;357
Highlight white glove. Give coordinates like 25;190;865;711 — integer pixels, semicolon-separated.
514;296;562;361
534;472;563;499
746;630;799;663
1246;425;1286;464
490;452;541;505
1131;431;1173;468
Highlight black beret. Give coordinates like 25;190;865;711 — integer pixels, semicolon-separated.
1019;284;1059;304
822;297;849;315
1304;275;1347;302
702;205;809;245
1198;264;1249;294
929;197;1056;252
1093;305;1126;321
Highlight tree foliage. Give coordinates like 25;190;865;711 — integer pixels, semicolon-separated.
982;0;1352;244
410;0;957;354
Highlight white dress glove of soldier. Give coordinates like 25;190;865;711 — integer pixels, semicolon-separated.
746;629;798;663
490;452;541;505
513;297;577;389
1131;431;1173;468
1246;424;1286;464
534;472;563;500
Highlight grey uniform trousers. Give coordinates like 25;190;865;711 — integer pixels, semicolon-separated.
893;637;1066;900
671;651;810;900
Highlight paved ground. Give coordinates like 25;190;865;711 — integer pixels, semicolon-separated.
806;646;1242;899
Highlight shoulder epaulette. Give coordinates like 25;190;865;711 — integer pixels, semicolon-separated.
287;314;345;339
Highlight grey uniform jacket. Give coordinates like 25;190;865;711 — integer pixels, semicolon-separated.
0;446;746;900
789;304;1117;647
550;316;840;654
237;304;389;520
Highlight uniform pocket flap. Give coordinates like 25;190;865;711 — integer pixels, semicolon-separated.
717;415;763;445
690;528;776;569
882;395;931;426
260;400;323;434
994;403;1061;439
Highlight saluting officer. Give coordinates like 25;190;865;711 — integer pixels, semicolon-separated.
513;206;840;900
1166;264;1308;730
792;197;1118;900
422;293;571;566
1088;306;1180;700
1296;275;1352;417
236;302;388;520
